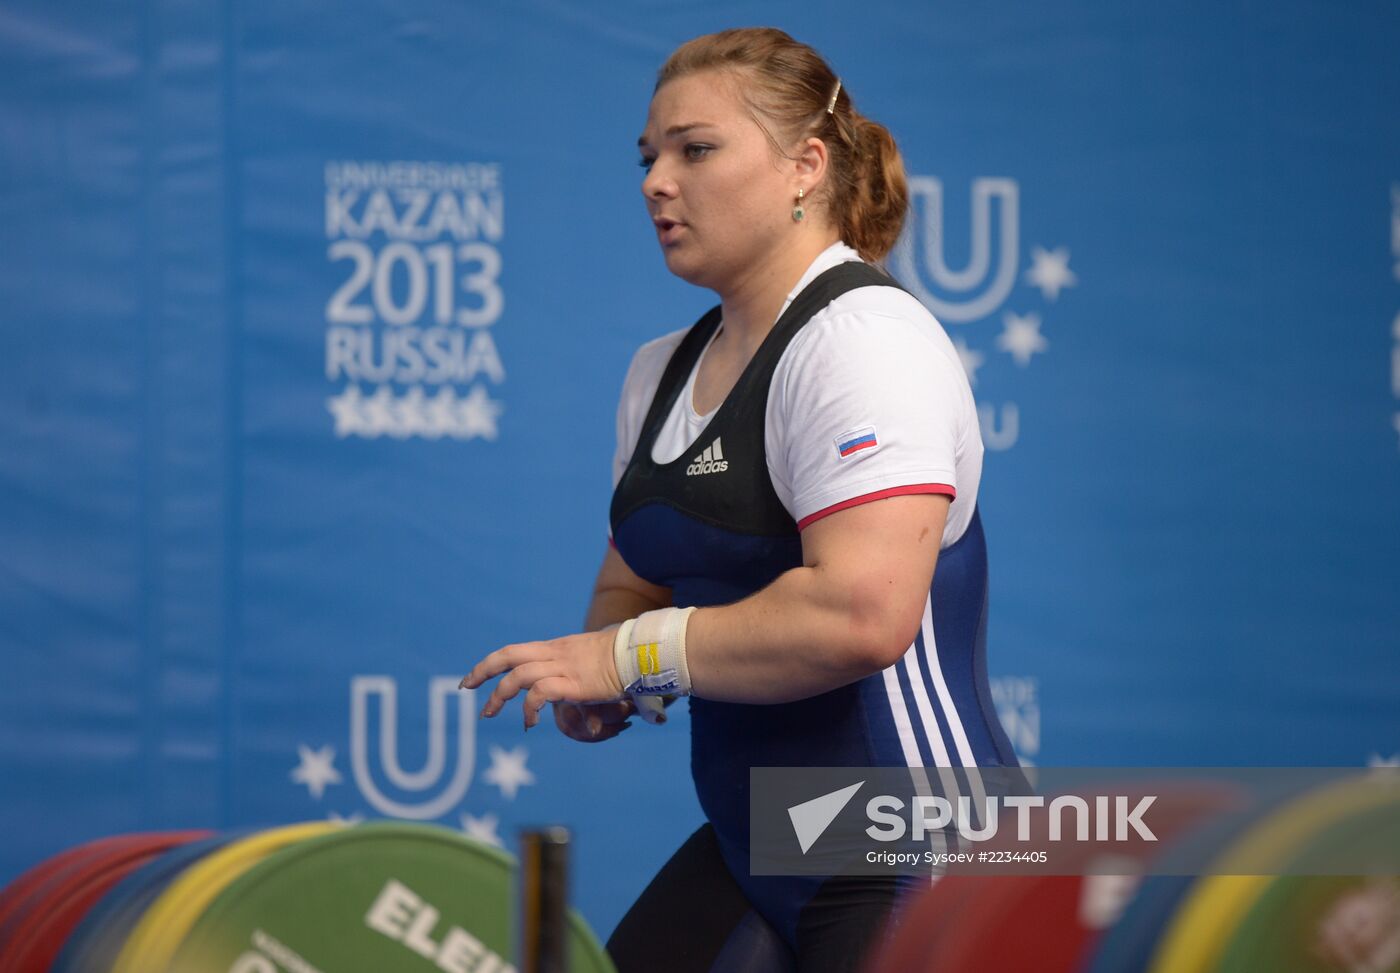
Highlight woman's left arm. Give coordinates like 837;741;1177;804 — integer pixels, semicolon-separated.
686;492;947;702
461;492;949;726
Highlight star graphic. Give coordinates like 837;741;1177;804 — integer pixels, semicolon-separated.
422;387;458;439
482;744;535;800
457;385;504;441
290;743;343;801
390;386;426;440
327;386;364;438
328;810;364;825
361;386;398;438
1025;245;1077;302
460;811;504;848
952;337;986;388
1368;753;1400;768
997;312;1049;367
1393;413;1400;451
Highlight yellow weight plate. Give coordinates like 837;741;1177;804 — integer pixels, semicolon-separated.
111;821;341;973
1147;875;1272;973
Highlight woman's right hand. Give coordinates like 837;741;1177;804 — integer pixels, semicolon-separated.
553;698;638;742
561;542;674;741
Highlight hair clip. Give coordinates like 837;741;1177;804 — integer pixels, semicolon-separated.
827;79;842;114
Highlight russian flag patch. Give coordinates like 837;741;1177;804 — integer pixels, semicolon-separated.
835;426;879;459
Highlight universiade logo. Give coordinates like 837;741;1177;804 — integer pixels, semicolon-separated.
891;176;1076;452
787;782;1157;855
290;676;541;845
351;676;476;820
893;178;1022;325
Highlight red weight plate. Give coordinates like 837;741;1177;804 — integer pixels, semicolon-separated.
0;835;164;947
867;781;1238;973
0;831;207;973
53;832;242;973
0;843;103;930
866;875;997;973
923;874;1105;971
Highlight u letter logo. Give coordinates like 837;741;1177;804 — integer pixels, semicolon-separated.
892;177;1020;323
351;676;475;819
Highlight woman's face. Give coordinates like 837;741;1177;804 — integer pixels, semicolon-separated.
638;70;797;293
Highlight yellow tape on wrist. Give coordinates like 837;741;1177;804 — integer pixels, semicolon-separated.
613;607;696;698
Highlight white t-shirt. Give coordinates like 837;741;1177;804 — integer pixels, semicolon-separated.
612;242;983;548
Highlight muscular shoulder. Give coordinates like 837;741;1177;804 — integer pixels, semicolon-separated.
763;281;983;542
774;283;970;404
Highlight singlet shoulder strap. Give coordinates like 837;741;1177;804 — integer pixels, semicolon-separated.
745;261;905;382
633;261;903;457
633;305;722;453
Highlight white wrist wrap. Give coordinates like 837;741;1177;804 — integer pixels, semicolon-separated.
613;607;696;697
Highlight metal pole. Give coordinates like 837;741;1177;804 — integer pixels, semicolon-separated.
519;826;571;973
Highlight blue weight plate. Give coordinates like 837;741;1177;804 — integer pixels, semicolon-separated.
52;831;242;973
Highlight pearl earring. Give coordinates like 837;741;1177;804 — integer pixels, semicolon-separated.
792;188;805;223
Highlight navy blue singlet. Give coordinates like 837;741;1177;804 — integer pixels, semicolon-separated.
609;262;1019;944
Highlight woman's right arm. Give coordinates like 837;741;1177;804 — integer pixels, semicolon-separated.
556;330;680;739
553;543;672;741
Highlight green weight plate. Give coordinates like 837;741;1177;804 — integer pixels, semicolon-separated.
113;822;340;973
1149;775;1399;973
1281;792;1400;878
1215;797;1400;973
1216;876;1400;973
168;822;614;973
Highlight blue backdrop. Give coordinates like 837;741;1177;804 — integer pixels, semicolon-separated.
2;0;1398;942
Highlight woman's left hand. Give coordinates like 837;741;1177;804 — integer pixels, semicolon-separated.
459;629;623;729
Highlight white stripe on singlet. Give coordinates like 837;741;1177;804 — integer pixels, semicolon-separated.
882;662;951;857
882;593;970;856
881;664;925;770
919;595;990;824
920;596;975;766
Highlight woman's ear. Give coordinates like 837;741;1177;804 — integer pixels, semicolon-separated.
795;136;830;193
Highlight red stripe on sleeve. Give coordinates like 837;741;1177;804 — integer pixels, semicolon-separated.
797;483;956;531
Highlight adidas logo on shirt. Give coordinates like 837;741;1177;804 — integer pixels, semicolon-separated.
685;437;729;476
